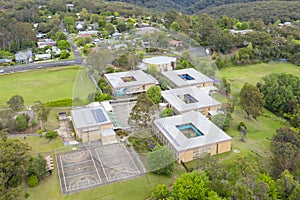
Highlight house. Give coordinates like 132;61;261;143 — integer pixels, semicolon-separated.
161;86;221;116
66;4;74;10
169;40;183;47
162;68;214;88
15;50;32;63
52;46;61;56
37;39;56;48
0;59;12;66
142;56;177;72
104;70;158;97
229;29;253;35
78;30;98;38
136;27;159;35
35;53;51;61
154;111;232;163
71;103;117;144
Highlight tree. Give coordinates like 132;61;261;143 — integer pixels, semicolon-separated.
57;40;70;50
148;146;174;176
160;108;173;118
0;131;30;199
256;174;279;200
172;171;215;200
128;93;156;129
151;184;170;200
211;113;231;131
239;83;264;119
146;86;162;104
116;22;127;33
271;127;300;177
104;23;115;36
16;114;28;131
28;154;48;181
32;101;50;130
7;95;24;110
63;16;75;32
276;170;300;200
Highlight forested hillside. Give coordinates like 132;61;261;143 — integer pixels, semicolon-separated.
200;1;300;23
107;0;300;22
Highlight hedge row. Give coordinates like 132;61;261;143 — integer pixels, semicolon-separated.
45;98;73;107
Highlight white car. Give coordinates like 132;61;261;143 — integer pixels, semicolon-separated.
0;69;4;73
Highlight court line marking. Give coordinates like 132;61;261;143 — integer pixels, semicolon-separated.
121;144;140;174
64;170;98;179
62;159;94;167
95;148;109;182
60;155;68;192
88;149;102;184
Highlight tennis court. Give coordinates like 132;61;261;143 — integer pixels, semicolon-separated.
56;143;145;195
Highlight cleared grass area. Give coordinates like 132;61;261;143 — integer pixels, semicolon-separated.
216;62;298;171
0;66;95;107
221;62;300;93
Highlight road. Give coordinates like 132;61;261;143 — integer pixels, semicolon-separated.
0;24;83;74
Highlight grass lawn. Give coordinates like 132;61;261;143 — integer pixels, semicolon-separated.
216;62;299;171
0;66;95;107
221;62;300;93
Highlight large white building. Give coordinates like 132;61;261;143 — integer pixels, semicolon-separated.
162;86;221;116
71;103;117;144
104;70;158;97
142;56;177;72
154;111;232;162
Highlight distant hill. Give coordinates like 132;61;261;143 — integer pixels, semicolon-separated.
106;0;300;22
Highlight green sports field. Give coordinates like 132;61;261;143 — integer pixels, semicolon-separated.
0;66;95;107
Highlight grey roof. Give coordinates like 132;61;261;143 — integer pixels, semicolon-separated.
101;128;116;137
162;86;221;113
154;111;232;152
162;68;213;88
143;56;176;65
71;104;111;130
104;70;158;89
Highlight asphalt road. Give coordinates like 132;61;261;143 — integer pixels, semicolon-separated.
0;24;83;74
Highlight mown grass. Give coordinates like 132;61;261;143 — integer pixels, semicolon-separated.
220;62;300;93
0;66;95;107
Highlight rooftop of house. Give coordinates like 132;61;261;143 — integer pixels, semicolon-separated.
162;86;221;112
162;68;213;88
71;103;111;130
154;111;232;152
143;56;176;65
104;70;158;89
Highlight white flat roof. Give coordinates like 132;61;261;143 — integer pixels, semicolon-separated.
162;68;213;87
162;86;221;113
154;111;232;152
71;104;111;130
143;56;176;65
104;70;158;89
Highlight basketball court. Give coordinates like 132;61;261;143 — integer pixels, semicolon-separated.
56;143;145;195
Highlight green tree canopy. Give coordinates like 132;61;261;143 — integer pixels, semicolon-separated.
146;85;162;104
147;146;174;176
7;95;24;111
15;114;28;131
239;83;264;119
128;93;156;129
0;131;30;199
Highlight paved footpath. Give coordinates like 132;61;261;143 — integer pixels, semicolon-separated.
8;133;39;138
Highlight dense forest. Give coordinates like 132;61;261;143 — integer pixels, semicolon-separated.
106;0;300;22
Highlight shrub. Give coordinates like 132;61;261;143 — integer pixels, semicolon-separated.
28;174;39;187
45;130;58;139
36;129;43;134
24;193;30;199
238;122;247;131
